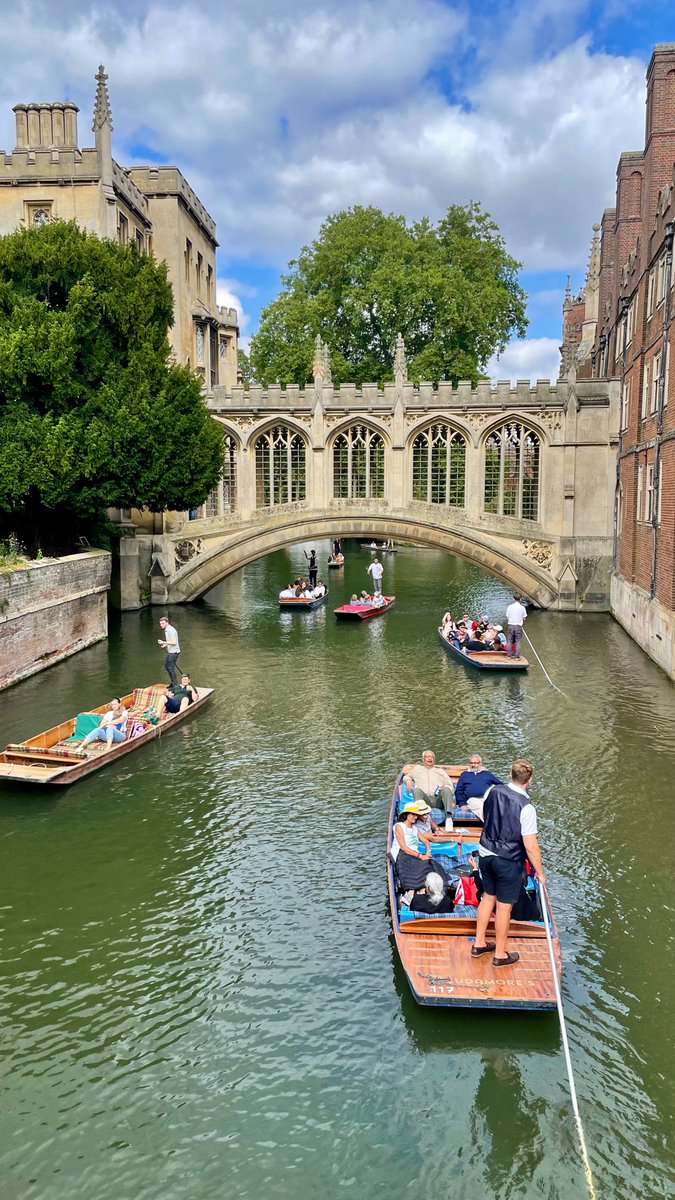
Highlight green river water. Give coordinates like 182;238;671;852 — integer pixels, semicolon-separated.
1;541;674;1200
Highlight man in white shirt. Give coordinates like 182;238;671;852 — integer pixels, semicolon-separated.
471;759;546;968
505;593;527;659
158;616;181;687
366;556;384;594
401;749;455;818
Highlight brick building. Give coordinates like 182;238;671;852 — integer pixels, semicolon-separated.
563;44;675;679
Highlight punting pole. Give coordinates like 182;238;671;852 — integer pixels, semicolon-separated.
539;883;598;1200
522;629;566;695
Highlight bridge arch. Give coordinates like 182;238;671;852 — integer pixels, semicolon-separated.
165;512;559;608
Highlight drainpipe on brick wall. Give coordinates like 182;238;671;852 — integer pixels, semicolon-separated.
651;220;675;599
613;297;631;572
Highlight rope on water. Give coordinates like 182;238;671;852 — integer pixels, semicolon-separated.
539;883;598;1200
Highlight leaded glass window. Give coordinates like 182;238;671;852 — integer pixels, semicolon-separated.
255;426;306;508
411;424;466;506
332;426;385;499
483;424;540;521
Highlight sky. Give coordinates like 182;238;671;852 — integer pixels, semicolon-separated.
0;0;672;382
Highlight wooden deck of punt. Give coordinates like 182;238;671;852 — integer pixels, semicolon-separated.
0;685;213;786
334;597;395;620
438;628;529;671
278;590;329;610
387;777;561;1010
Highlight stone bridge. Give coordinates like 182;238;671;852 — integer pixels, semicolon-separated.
115;344;620;611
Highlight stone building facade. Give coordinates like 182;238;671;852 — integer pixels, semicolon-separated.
0;66;238;389
562;44;675;679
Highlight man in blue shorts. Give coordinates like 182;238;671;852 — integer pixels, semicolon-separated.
470;758;546;968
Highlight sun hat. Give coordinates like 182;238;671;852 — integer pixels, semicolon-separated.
400;802;424;816
410;800;431;814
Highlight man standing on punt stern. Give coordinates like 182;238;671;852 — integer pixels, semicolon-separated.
505;592;527;658
470;758;546;968
366;555;384;594
158;615;181;688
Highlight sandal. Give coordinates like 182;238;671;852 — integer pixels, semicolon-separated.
493;951;520;968
470;942;496;958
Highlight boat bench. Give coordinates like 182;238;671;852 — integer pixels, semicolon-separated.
4;742;88;761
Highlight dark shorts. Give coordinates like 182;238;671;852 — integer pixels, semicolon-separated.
478;854;524;905
165;696;183;714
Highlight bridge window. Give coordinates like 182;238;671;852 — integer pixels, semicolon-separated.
333;426;385;499
484;424;540;521
412;424;466;506
255;426;306;507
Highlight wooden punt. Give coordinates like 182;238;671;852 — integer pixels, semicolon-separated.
387;773;561;1009
0;684;213;787
327;555;345;569
359;543;397;553
438;627;529;671
335;596;395;621
279;590;329;610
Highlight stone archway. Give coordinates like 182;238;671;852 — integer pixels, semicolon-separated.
164;511;559;607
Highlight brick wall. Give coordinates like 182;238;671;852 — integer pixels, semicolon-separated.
0;551;111;690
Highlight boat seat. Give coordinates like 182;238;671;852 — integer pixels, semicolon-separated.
400;904;479;922
4;742;89;761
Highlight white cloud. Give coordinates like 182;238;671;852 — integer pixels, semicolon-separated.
487;337;561;383
0;0;652;335
216;280;251;333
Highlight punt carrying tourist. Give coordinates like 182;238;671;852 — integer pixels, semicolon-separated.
438;610;529;671
0;683;213;786
278;581;329;610
334;594;396;621
388;763;560;1009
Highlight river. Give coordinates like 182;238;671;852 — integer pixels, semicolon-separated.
1;541;674;1200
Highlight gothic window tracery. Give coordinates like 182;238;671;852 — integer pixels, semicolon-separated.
484;423;540;521
255;426;307;507
411;424;466;507
332;425;385;499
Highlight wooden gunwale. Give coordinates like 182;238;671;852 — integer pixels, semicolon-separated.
0;685;213;787
387;774;561;1009
279;591;329;610
438;628;529;671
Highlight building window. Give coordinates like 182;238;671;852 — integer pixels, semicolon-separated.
651;351;661;413
255;426;306;507
620;378;631;432
210;326;218;389
32;206;51;227
636;464;644;524
332;425;385;499
184;238;192;283
647;270;656;318
222;434;237;513
641;360;650;419
196;252;203;295
204;486;219;519
118;213;128;245
196;324;204;366
617;483;624;539
136;229;144;253
626;297;636;346
411;423;466;506
645;463;655;523
657;254;668;306
484;423;541;521
207;264;213;303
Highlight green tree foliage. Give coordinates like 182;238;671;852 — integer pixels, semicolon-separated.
250;203;527;387
0;221;223;550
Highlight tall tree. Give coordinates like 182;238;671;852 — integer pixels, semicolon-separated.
250;203;527;387
0;221;223;550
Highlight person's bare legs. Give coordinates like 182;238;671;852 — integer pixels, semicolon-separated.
474;892;496;948
494;901;514;960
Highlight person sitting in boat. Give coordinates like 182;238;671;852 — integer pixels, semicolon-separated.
371;592;386;607
412;799;455;840
391;804;448;892
407;871;456;915
454;754;502;820
464;633;488;652
492;624;507;648
349;594;360;605
369;540;378;549
359;590;372;604
279;585;296;599
312;580;326;598
156;674;196;718
79;697;128;749
401;749;455;819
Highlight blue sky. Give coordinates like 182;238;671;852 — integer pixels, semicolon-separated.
0;0;673;380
